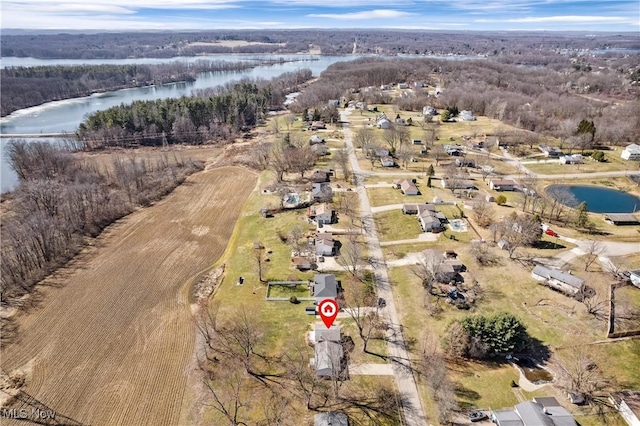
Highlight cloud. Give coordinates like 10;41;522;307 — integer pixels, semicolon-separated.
307;9;414;20
271;0;411;5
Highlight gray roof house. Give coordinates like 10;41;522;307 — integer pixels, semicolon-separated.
490;179;518;191
313;182;333;201
491;397;577;426
315;233;336;257
312;341;343;377
315;412;349;426
419;210;444;233
532;265;585;295
394;179;419;195
312;274;338;302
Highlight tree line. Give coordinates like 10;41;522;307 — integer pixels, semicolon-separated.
2;30;636;59
1;59;290;117
76;69;312;149
0;139;204;306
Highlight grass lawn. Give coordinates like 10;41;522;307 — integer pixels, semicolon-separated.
266;282;312;299
367;187;416;207
374;209;423;242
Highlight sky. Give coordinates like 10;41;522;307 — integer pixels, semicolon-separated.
1;0;639;32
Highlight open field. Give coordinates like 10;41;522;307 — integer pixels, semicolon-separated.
374;209;423;242
0;166;257;426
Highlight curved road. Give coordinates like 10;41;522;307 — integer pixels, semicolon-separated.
342;110;428;426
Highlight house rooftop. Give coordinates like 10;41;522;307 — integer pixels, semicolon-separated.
314;274;338;298
315;323;341;343
604;213;639;224
532;265;585;289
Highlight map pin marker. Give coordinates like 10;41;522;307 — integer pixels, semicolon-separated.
318;298;339;329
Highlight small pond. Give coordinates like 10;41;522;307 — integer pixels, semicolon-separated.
516;358;553;383
546;185;640;214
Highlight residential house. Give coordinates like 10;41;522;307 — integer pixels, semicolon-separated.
312;170;330;183
394;179;419;195
604;214;640;226
310;323;341;345
440;178;475;190
310;121;326;130
422;106;437;116
310;135;326;144
313;340;343;377
560;154;584;164
539;144;564;157
414;81;428;88
490;179;518;191
314;412;348;426
419;210;445;233
380;84;392;90
311;274;339;302
630;270;640;288
315;233;336;257
292;256;312;270
402;203;436;215
421;249;463;283
491;398;577;426
610;390;640;426
377;118;391;129
444;144;464;156
328;99;340;107
312;182;333;201
621;144;640;161
380;156;396;167
312;144;329;156
459;110;476;121
531;265;585;295
455;158;476;167
308;203;335;225
397;82;409;89
375;147;390;157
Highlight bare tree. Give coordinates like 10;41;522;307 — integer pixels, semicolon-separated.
495;213;542;259
253;242;268;283
353;127;377;149
583;240;604;271
555;345;612;406
334;149;351;182
337;233;365;278
471;198;495;228
431;144;446;166
342;276;381;354
411;250;443;294
382;125;409;154
396;144;412;170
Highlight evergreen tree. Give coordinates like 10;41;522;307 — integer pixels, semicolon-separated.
575;201;589;228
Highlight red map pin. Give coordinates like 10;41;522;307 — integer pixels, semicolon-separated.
318;298;339;329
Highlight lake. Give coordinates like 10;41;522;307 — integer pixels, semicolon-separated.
546;184;640;214
0;54;359;191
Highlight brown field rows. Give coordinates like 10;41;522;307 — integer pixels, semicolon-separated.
1;166;257;426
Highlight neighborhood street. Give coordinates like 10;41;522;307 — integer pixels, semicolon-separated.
341;110;429;426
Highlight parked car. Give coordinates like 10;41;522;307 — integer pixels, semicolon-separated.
468;411;488;422
545;229;558;237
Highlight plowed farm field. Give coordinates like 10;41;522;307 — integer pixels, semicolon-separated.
1;166;257;426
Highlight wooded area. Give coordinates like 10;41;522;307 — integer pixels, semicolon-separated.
2;30;638;58
0;59;288;116
0;140;204;305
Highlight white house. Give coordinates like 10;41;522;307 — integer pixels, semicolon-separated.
621;144;640;161
532;265;585;295
310;135;326;144
315;233;336;257
489;179;518;191
397;82;409;89
308;203;334;225
459;110;476;121
419;210;444;232
377;118;391;129
394;179;419;195
422;106;437;116
630;270;640;288
380;156;395;167
312;182;333;201
560;154;584;164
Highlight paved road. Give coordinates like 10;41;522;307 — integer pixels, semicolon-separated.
342;110;428;426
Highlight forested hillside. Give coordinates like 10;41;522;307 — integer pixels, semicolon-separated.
1;59;285;116
76;69;312;148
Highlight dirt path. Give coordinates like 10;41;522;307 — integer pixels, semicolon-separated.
1;166;257;426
